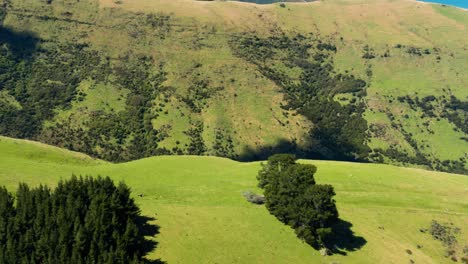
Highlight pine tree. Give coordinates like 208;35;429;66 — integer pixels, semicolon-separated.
0;176;153;263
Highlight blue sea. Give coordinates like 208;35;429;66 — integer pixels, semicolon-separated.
233;0;468;8
419;0;468;8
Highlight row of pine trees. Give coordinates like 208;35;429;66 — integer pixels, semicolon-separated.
0;176;150;264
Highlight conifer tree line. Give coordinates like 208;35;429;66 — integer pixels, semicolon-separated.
257;154;339;250
0;176;154;264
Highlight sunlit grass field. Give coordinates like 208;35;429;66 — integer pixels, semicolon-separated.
1;136;467;263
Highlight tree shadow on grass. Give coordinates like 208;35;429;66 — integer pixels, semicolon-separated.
136;215;166;264
323;219;367;255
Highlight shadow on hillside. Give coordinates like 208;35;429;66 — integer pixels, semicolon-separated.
136;215;166;264
324;219;367;255
236;138;371;163
236;138;324;162
0;26;40;58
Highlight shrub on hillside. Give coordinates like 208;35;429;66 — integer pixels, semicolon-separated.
430;220;459;247
427;220;465;261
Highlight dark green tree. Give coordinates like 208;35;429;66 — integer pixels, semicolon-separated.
258;154;339;249
0;176;158;264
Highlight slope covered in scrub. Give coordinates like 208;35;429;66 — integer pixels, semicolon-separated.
0;0;466;173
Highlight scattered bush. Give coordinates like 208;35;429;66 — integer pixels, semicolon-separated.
430;220;459;247
184;121;206;155
362;45;376;59
427;220;464;260
407;46;422;56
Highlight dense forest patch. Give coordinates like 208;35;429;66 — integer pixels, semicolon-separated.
0;176;161;263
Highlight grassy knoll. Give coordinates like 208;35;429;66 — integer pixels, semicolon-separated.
1;136;467;263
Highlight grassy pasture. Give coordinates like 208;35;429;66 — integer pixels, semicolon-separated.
1;136;467;263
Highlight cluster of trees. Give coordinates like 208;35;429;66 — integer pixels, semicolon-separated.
429;220;460;247
396;93;467;134
391;93;467;174
394;44;432;57
373;144;466;175
230;32;370;161
362;45;376;59
441;95;467;134
372;129;466;175
406;46;431;56
0;29;180;162
184;120;206;155
0;3;194;162
0;176;155;263
37;52;172;162
0;26;226;162
182;77;223;113
257;154;339;250
317;43;337;52
212;128;236;158
0;38;96;138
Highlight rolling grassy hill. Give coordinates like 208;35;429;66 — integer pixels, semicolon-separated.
1;135;467;263
0;0;466;173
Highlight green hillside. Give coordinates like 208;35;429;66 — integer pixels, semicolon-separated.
1;135;467;263
0;0;466;172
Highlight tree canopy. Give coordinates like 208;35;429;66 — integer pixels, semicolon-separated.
257;154;339;249
0;176;157;264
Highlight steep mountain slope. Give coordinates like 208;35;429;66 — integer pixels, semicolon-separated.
1;136;467;263
0;0;466;173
